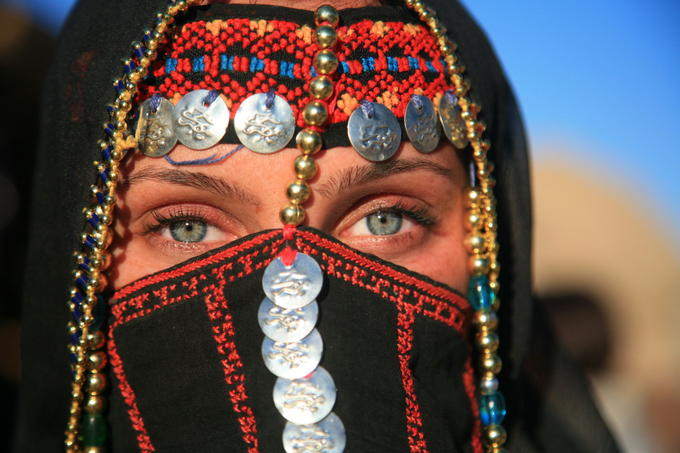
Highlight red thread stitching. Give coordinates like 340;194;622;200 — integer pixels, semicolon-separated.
397;306;429;452
108;330;156;452
463;357;484;453
203;268;260;452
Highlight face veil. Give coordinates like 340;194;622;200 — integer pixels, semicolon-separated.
17;1;618;452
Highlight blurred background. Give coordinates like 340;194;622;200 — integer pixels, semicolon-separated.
0;0;678;451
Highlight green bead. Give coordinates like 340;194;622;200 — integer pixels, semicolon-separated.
81;413;108;446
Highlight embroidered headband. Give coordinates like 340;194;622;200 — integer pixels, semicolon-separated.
132;7;469;161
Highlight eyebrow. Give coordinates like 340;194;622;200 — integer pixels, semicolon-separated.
315;158;454;199
122;168;261;207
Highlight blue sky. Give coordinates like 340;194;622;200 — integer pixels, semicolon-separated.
6;0;680;234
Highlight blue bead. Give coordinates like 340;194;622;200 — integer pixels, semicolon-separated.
479;392;506;425
70;332;81;345
84;235;96;249
76;275;89;290
87;213;100;229
99;169;108;184
468;274;495;310
68;352;78;364
104;123;115;137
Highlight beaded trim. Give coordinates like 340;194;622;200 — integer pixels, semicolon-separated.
63;1;506;451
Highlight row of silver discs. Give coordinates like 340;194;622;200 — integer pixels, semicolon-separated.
135;89;296;157
135;88;468;162
348;91;468;162
259;252;346;453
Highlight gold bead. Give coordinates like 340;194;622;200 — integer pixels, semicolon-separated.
465;213;482;230
476;331;499;352
84;447;105;453
431;24;447;36
315;25;338;49
467;187;481;203
87;371;107;394
296;128;322;154
303;101;328;126
473;310;498;330
84;394;105;414
294;155;317;180
87;351;107;371
468;256;489;274
315;5;339;27
483;424;507;448
464;234;485;253
314;50;339;75
480;353;502;374
309;76;334;100
71;386;83;400
286;180;310;204
280;204;306;226
86;330;106;349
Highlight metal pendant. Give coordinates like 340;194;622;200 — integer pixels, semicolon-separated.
173;89;229;150
136;97;177;157
262;329;323;379
258;297;319;343
234;92;296;154
348;101;401;162
404;95;441;153
262;253;323;309
273;366;337;425
283;412;347;453
438;92;469;149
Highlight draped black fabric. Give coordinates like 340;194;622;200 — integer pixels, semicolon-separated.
16;0;619;451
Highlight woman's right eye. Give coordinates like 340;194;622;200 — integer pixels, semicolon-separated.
167;219;208;243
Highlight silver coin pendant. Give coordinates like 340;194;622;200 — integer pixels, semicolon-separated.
234;93;295;154
173;89;229;150
273;366;337;425
438;93;469;149
136;97;178;157
259;297;319;343
404;95;441;153
262;328;323;379
283;412;347;453
348;102;401;162
262;253;323;309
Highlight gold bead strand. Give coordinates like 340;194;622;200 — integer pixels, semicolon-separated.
281;5;340;226
64;1;197;451
403;1;507;451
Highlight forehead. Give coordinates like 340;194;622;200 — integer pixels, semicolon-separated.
123;141;464;191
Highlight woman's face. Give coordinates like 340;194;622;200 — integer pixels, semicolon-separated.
110;141;470;291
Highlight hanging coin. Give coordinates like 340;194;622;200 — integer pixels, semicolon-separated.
173;89;229;150
258;297;319;343
404;95;441;153
262;328;323;379
273;366;337;425
283;412;347;453
136;96;178;157
234;92;296;154
348;101;401;162
262;253;323;310
438;91;469;149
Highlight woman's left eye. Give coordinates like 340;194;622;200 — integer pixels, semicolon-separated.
347;209;415;237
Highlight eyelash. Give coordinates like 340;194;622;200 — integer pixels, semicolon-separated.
378;201;437;227
143;207;208;235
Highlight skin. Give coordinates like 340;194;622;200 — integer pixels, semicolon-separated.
109;0;470;293
111;141;470;292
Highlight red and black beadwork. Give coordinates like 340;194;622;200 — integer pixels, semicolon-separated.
136;4;455;148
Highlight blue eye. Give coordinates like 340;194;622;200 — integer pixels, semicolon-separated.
366;210;403;235
169;219;208;242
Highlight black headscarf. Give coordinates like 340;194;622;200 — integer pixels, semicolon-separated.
16;0;618;451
